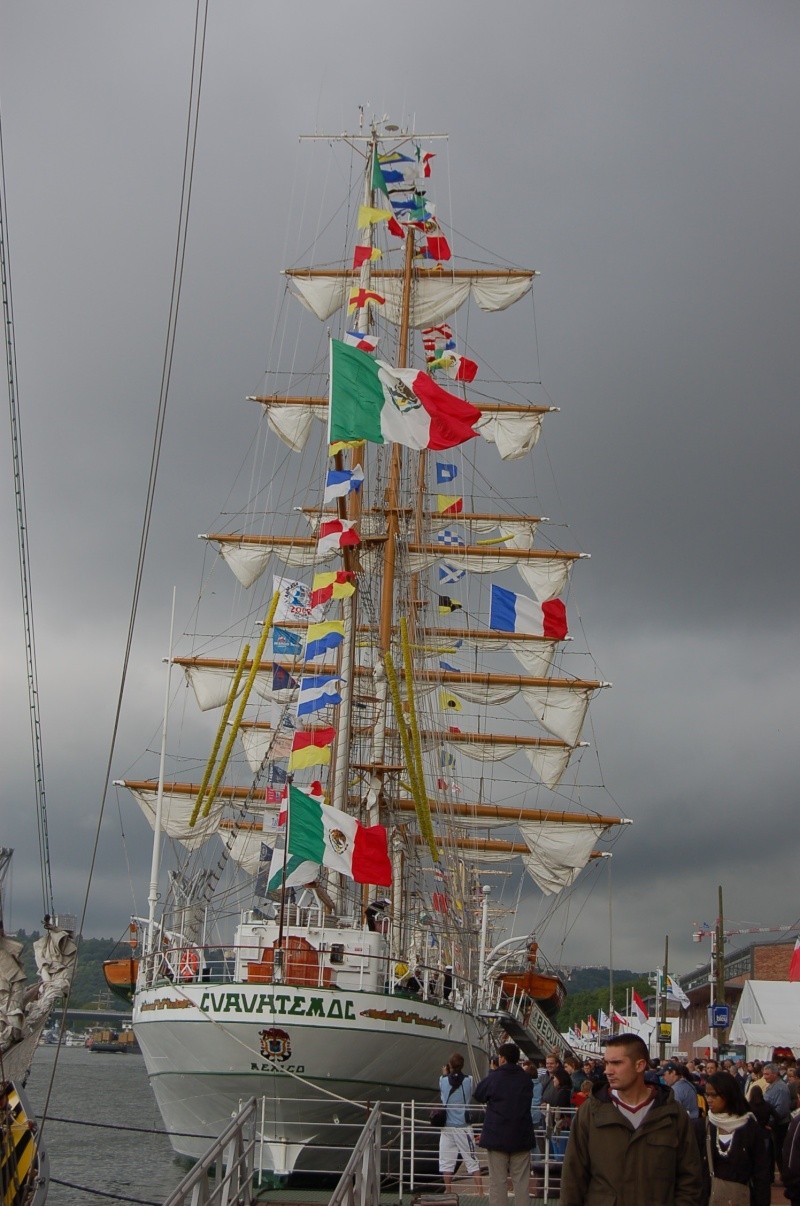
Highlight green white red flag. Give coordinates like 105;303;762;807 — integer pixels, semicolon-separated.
329;339;481;452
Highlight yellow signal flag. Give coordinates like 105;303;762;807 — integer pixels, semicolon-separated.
357;204;392;229
439;690;463;713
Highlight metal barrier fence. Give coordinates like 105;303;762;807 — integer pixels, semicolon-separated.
157;1096;573;1205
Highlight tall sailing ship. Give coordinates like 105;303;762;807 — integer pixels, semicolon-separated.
112;118;630;1176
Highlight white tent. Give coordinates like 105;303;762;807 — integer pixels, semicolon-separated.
728;980;800;1058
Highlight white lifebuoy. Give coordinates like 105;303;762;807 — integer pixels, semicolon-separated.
178;948;200;981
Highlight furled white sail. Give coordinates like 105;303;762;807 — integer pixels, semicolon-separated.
131;787;221;850
476;412;544;460
520;684;595;746
286;272;533;328
518;557;575;602
518;821;604;894
214;538;329;588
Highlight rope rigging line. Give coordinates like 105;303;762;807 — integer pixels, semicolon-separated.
27;0;211;1148
0;84;54;921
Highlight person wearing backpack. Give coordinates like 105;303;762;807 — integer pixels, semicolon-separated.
437;1052;482;1195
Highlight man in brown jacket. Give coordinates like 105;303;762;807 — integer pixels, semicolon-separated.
560;1033;704;1205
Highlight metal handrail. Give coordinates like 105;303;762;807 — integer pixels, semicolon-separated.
162;1098;256;1206
328;1101;382;1206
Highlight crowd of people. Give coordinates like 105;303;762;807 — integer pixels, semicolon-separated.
434;1037;800;1204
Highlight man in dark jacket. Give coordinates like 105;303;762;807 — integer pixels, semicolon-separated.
560;1033;704;1205
474;1042;534;1206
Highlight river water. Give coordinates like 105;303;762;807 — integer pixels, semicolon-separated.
25;1045;189;1205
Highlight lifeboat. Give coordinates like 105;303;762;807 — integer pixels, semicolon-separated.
497;942;567;1020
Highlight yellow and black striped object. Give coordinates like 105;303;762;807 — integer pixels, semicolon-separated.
0;1082;43;1206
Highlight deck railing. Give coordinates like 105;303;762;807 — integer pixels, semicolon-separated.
162;1097;256;1206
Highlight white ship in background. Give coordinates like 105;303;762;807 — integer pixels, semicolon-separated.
109;116;630;1177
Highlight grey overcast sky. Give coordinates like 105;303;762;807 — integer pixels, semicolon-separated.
1;1;798;977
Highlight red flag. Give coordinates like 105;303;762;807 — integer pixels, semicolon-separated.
789;939;800;982
632;989;649;1023
432;892;448;914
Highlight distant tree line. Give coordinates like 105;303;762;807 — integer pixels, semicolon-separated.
556;967;651;1031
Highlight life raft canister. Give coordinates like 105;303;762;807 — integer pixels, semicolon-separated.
178;947;200;980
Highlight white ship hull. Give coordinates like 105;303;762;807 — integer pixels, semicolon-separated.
133;980;489;1174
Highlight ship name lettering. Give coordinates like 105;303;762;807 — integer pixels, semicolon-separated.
198;991;357;1019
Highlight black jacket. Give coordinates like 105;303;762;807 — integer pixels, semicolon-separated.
703;1116;771;1206
473;1062;534;1153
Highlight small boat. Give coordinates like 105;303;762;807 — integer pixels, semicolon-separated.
85;1026;140;1054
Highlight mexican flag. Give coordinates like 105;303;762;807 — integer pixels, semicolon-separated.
329;339;481;451
266;785;391;892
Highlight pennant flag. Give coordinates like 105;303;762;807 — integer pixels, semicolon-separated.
665;974;691;1010
254;842;274;898
439;660;460;673
436;528;465;547
489;585;568;639
305;621;345;660
437;595;462;614
438;563;465;585
272;664;299;693
297;674;342;716
268;784;391;890
436;494;463;516
789;939;800;983
439;690;463;713
440;746;457;770
329;340;481;452
323;465;364;504
348;287;386;313
357;204;392;229
424;230;452;262
429;352;478;383
344;329;379;353
273;576;324;624
288;727;336;771
317;518;361;555
272;626;303;657
352;244;382;269
310;571;357;608
436;462;458;484
631;989;649;1023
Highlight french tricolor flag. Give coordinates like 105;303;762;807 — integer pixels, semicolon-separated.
489;584;568;639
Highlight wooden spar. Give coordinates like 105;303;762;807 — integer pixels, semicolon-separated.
123;783;629;830
407;543;584;561
201;531;581;561
413;835;609;856
248;394;555;416
172;654;605;693
237;619;562;645
284;267;537;281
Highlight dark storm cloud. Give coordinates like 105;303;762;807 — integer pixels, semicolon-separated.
1;1;798;974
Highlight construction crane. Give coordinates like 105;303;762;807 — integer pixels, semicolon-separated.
692;923;793;943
